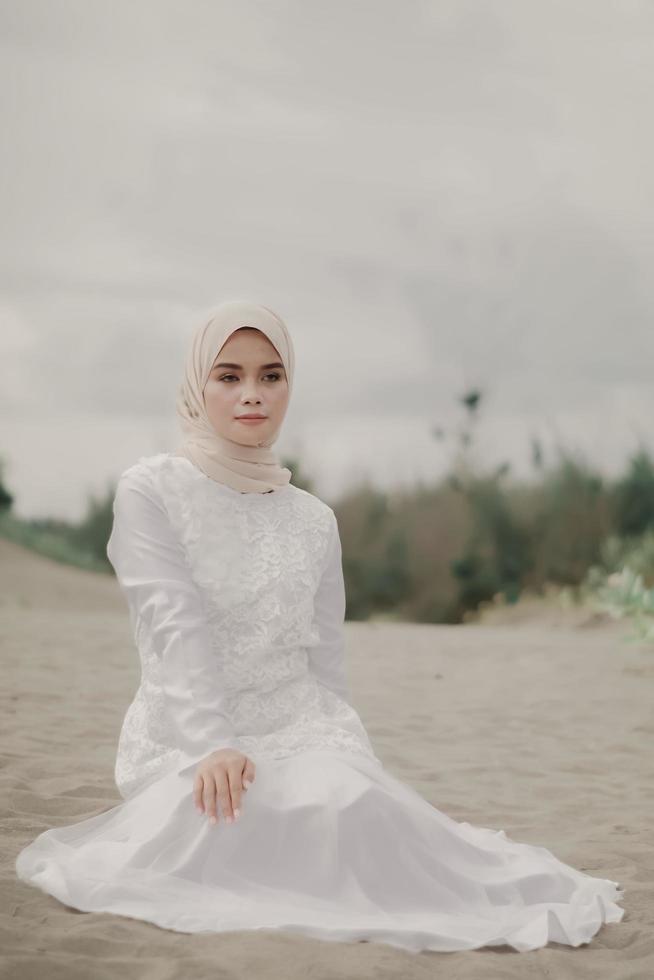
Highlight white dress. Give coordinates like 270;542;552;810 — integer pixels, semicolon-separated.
15;452;625;953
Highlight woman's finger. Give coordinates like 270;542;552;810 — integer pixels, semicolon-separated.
215;767;234;823
242;757;256;790
202;771;218;824
228;765;243;818
193;773;205;813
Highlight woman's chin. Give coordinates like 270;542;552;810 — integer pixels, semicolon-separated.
230;425;269;446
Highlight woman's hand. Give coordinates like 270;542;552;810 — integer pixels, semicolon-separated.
193;748;256;825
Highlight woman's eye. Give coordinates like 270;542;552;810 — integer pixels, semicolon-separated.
219;373;281;382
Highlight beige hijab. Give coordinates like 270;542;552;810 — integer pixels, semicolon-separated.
174;300;294;493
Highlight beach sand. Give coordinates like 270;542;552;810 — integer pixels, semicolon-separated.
2;537;648;978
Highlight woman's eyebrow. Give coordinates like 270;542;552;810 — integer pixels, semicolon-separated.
211;361;285;371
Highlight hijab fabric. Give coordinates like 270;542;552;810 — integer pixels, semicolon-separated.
174;300;294;493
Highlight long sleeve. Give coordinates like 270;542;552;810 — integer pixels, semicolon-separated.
307;510;352;704
106;466;240;764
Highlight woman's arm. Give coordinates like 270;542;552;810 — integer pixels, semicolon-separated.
107;465;240;764
306;509;352;704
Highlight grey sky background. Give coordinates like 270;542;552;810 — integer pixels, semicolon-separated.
1;0;652;520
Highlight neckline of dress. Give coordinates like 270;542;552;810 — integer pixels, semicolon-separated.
167;453;293;499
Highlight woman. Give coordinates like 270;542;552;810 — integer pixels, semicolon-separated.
15;300;625;953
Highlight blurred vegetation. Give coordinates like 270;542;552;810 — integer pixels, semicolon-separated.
566;529;654;644
329;392;654;631
0;455;115;573
1;395;654;635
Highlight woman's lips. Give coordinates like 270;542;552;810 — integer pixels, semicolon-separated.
236;417;267;425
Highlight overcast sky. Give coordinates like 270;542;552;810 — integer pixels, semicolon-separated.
1;0;652;520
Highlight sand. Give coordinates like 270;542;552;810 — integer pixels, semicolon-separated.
2;536;649;978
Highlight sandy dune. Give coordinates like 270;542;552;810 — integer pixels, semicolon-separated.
2;537;649;978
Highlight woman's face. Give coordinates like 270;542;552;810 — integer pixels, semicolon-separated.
203;327;289;446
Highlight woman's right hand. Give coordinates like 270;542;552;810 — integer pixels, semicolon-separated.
193;748;256;825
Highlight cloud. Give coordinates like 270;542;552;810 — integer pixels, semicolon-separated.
1;0;653;516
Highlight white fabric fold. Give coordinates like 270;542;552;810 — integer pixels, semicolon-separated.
305;510;351;704
106;468;240;763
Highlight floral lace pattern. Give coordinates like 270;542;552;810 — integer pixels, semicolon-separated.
113;453;379;797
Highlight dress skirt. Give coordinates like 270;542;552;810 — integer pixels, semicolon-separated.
15;748;625;954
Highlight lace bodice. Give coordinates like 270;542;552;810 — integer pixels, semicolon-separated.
107;453;379;798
